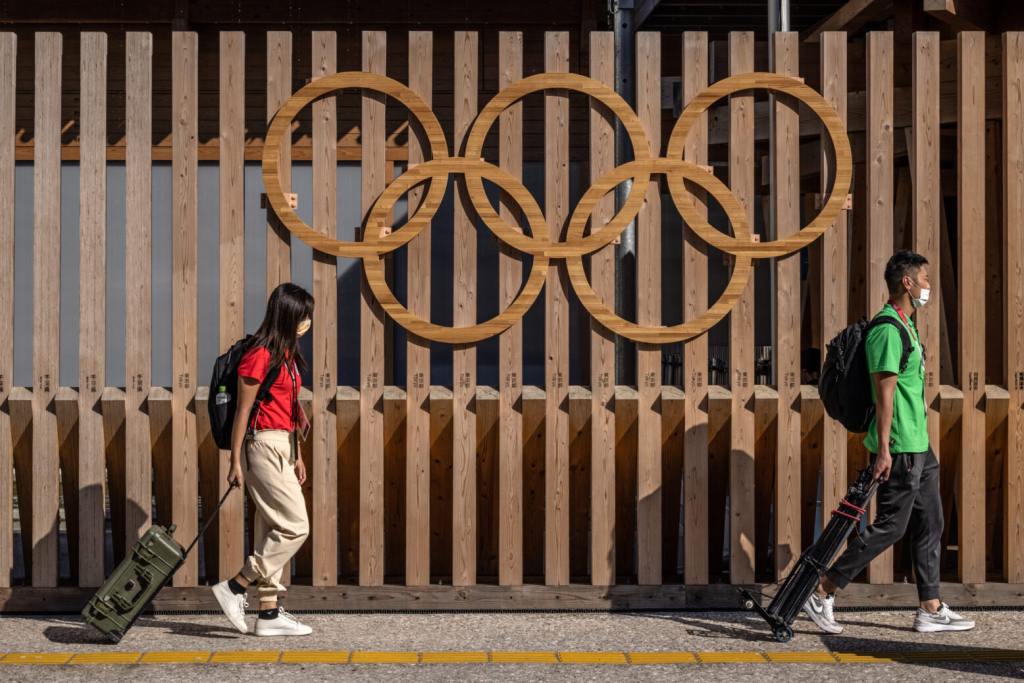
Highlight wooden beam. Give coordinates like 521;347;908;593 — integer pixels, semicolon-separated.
498;31;524;587
266;31;292;291
803;0;892;43
924;0;991;32
728;31;756;585
589;31;615;587
0;32;13;589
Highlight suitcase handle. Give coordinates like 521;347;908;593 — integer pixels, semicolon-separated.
183;483;239;558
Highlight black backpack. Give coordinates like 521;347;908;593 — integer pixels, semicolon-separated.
208;335;283;450
819;315;914;433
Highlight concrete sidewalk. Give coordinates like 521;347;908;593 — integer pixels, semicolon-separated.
0;608;1021;681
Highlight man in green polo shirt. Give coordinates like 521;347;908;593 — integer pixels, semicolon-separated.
803;251;975;634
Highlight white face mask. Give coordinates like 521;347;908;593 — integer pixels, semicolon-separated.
912;287;930;309
297;318;312;337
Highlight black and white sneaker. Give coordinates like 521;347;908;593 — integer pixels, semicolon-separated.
803;592;843;634
914;603;975;632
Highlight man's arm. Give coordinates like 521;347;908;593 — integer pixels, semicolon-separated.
871;371;898;481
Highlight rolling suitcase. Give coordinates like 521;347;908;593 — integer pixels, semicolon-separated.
82;484;237;643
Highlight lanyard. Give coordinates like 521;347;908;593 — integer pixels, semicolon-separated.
888;301;919;345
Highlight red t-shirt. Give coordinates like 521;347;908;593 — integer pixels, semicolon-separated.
237;345;300;431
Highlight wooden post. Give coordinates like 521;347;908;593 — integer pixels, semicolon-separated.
498;31;524;586
773;31;801;581
1003;31;1024;584
453;30;478;587
636;31;662;585
171;30;199;586
360;30;386;586
217;30;245;581
728;31;756;585
267;32;292;290
589;31;616;587
544;31;570;586
820;31;849;546
78;32;107;587
0;32;13;588
957;31;986;584
866;30;894;584
124;32;152;550
311;30;339;586
406;30;432;587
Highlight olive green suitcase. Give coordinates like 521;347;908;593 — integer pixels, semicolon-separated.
82;486;235;643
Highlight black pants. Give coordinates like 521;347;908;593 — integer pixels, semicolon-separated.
826;447;943;601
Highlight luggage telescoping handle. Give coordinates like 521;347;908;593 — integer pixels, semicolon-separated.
183;482;240;558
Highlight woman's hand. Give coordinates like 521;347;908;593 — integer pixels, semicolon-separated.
294;456;307;486
228;457;244;488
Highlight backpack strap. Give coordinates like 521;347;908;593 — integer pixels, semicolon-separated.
245;359;284;435
866;315;913;373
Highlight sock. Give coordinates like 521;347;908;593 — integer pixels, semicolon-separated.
259;607;279;620
227;578;246;595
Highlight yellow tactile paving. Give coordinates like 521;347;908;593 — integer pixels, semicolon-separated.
350;650;419;664
0;648;1021;665
210;650;281;664
558;651;628;664
629;651;698;664
421;651;489;663
70;652;143;664
280;650;351;664
765;652;839;663
1;653;73;664
698;651;770;663
139;650;212;664
491;651;559;663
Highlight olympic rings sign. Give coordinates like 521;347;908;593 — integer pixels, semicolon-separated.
261;71;851;345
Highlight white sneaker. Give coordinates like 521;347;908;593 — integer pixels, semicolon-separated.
914;603;975;633
212;580;250;634
252;607;313;637
803;592;843;634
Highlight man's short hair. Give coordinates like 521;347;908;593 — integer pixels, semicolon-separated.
884;250;929;295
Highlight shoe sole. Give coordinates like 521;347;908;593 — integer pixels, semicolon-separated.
211;584;249;634
914;622;975;633
252;628;313;637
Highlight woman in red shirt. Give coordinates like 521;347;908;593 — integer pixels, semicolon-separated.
212;283;314;637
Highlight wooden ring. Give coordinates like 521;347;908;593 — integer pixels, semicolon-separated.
564;157;754;343
665;72;852;258
262;71;449;258
361;158;549;344
461;73;653;255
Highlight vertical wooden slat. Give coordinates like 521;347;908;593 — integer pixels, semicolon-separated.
913;31;942;490
957;31;986;584
681;31;709;586
498;31;524;586
728;31;756;585
589;31;615;587
405;30;432;587
311;30;338;586
0;32;13;588
32;32;61;588
635;31;662;585
820;31;848;544
544;31;570;586
124;32;152;549
217;30;245;581
453;30;478;587
866;30;894;584
171;30;199;586
266;32;292;290
1003;31;1024;585
360;30;386;587
78;31;107;587
773;31;801;580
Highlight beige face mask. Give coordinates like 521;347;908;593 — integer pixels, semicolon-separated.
297;318;312;337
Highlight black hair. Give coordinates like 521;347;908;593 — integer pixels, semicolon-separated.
884;250;929;295
251;283;314;373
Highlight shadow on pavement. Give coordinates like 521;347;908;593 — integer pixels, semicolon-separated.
42;615;243;644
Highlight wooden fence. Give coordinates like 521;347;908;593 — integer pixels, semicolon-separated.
0;28;1022;612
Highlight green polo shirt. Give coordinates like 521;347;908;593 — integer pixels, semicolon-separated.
863;303;929;454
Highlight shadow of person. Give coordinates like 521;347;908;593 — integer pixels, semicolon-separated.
44;616;242;644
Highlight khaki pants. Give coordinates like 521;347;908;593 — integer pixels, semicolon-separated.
238;429;309;601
